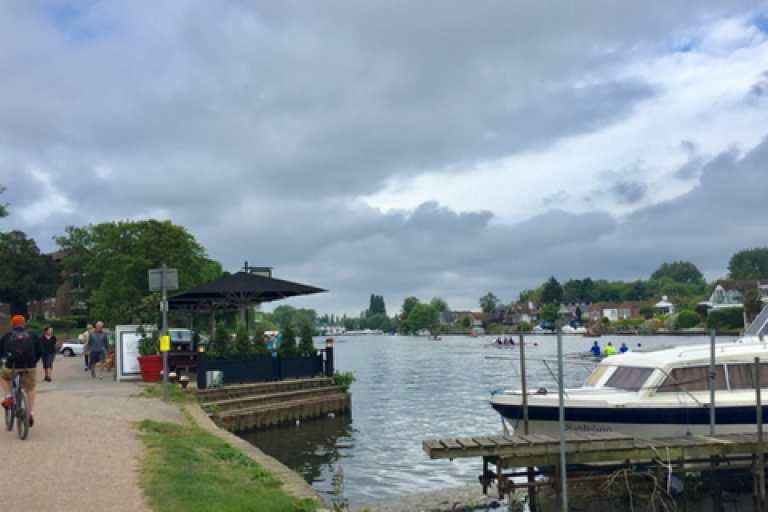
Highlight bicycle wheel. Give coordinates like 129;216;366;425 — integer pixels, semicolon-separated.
16;390;29;440
4;398;13;431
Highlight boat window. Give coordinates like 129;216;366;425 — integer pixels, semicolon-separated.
657;365;726;392
584;365;609;387
725;363;768;390
604;367;654;391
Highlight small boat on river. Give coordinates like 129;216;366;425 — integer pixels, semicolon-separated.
490;308;768;438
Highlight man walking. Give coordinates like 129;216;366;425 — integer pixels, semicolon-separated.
85;321;109;379
1;315;42;426
81;323;93;371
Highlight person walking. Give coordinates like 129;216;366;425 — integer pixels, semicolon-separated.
81;324;93;371
40;325;57;382
1;315;42;426
85;321;109;379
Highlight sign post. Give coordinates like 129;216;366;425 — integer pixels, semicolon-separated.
149;266;178;401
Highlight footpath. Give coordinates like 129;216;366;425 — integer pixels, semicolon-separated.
1;355;187;512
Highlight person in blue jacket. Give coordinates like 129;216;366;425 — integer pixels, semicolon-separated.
620;342;629;354
590;340;601;357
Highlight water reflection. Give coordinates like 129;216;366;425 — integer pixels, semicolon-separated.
240;414;355;486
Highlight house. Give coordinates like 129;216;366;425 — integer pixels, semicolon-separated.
698;280;768;312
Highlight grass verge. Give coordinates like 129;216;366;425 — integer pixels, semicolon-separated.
132;382;199;404
138;419;320;512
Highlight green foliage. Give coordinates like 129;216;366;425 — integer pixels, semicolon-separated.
664;313;679;330
277;325;297;356
516;321;532;332
479;292;499;313
429;297;449;313
639;304;655;317
406;303;438;331
54;220;223;326
137;325;160;357
540;304;559;323
401;296;420;317
651;261;705;285
208;324;233;360
706;307;745;330
0;231;63;317
461;316;471;327
250;325;271;357
744;289;763;321
616;318;645;330
331;370;356;394
677;310;701;329
233;324;252;360
362;313;392;332
366;294;387;317
0;185;7;219
728;248;768;280
540;276;563;303
298;323;316;356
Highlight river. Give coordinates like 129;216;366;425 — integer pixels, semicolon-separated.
239;333;725;505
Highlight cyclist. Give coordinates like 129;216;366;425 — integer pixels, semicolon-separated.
1;315;42;426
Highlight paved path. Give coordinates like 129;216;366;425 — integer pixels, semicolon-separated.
1;353;188;512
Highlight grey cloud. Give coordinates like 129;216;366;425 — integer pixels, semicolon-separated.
609;181;647;205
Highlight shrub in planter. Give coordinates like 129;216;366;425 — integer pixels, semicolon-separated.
251;325;271;358
233;323;252;360
277;325;297;356
208;324;233;360
298;323;315;356
136;326;159;356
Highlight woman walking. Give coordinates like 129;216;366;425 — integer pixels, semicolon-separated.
40;325;57;382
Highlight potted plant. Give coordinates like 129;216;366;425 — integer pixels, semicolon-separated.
136;326;163;382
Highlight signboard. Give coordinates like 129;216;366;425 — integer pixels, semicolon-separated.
115;324;157;381
148;268;179;292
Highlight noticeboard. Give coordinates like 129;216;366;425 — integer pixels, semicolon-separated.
148;268;179;292
115;324;157;381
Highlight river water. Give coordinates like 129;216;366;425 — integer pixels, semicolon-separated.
239;333;724;505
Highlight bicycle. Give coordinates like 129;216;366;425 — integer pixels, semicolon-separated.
4;368;30;440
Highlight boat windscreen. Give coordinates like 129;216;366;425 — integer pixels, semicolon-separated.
604;366;654;391
584;365;609;387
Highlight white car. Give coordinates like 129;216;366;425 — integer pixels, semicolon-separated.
60;338;85;357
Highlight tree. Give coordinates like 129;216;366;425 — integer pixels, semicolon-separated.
479;292;499;313
650;261;704;285
366;294;387;317
430;297;449;313
744;289;763;324
729;248;768;280
562;279;582;303
622;280;647;302
540;304;559;323
0;231;62;317
277;325;297;356
54;220;223;325
298;323;316;355
401;296;420;318
518;290;532;303
580;278;595;303
0;185;8;220
540;276;563;304
364;313;392;332
407;303;438;332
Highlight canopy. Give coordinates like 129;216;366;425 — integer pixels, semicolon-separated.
168;271;326;310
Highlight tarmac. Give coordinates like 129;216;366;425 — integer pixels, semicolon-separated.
1;354;188;512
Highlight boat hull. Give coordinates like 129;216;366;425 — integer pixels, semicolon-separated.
491;402;768;438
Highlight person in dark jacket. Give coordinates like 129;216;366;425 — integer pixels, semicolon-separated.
40;325;58;382
1;315;42;426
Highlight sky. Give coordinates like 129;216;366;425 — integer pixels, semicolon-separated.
2;1;768;318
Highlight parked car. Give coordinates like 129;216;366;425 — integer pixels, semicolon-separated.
60;338;85;357
167;328;209;350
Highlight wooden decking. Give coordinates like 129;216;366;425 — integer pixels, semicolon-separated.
423;432;768;468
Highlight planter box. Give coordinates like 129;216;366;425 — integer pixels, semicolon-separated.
279;354;323;379
138;355;164;382
208;358;279;385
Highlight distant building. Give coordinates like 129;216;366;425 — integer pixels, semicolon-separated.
698;280;768;312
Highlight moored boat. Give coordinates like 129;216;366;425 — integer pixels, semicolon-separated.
490;309;768;438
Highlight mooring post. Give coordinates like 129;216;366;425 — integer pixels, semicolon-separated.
325;339;335;377
196;344;208;390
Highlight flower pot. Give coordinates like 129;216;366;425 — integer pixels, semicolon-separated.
137;355;163;382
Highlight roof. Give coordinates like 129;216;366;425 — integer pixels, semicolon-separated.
716;280;765;292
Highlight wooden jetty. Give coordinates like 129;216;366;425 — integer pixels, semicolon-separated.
423;432;768;509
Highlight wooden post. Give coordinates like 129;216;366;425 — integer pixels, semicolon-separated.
324;339;335;377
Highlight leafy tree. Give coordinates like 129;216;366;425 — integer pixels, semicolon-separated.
639;304;655;318
401;296;420;318
540;304;559;323
622;280;647;301
728;248;768;280
407;303;438;331
479;292;499;313
706;307;744;330
251;324;271;357
0;185;7;220
592;280;622;303
365;313;392;332
518;290;532;303
562;279;582;303
233;323;252;360
270;305;296;328
574;307;583;322
366;294;387;317
208;323;233;360
298;323;316;355
0;231;62;317
429;297;449;313
277;325;297;356
580;278;595;303
540;276;563;304
54;220;222;326
743;289;763;324
650;261;704;285
461;316;471;327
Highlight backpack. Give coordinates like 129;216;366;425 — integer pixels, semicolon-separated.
9;328;35;364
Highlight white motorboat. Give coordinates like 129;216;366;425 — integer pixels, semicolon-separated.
490;308;768;438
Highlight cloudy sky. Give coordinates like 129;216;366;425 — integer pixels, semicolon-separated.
2;1;768;317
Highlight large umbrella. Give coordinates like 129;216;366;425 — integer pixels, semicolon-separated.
168;271;326;333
